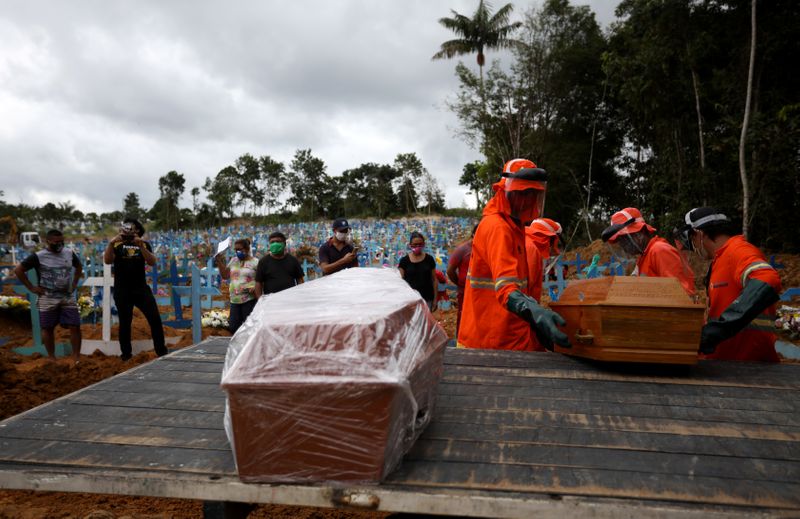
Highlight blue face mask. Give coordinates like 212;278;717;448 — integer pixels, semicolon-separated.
235;250;247;261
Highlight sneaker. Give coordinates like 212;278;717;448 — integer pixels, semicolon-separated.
120;353;132;361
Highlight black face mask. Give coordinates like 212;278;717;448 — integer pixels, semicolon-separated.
49;243;64;253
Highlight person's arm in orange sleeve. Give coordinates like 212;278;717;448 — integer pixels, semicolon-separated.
525;240;543;298
737;251;782;293
700;250;781;354
481;223;524;307
483;223;570;351
654;245;696;296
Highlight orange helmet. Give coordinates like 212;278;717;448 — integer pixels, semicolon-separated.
528;218;563;254
503;158;537;173
528;218;562;237
500;159;547;223
601;207;656;243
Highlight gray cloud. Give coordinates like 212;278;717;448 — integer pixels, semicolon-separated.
0;0;617;215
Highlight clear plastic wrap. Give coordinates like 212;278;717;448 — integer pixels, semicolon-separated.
220;267;449;483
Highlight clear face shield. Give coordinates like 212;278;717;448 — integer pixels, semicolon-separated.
689;228;714;261
608;232;649;260
505;179;546;225
672;225;692;253
601;218;649;264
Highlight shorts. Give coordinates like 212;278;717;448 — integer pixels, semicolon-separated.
38;294;81;329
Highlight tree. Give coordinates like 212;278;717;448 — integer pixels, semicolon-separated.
739;0;756;239
459;160;492;208
364;163;399;218
419;172;446;214
190;187;200;212
190;187;200;226
604;0;713;222
258;155;287;215
157;171;185;229
57;201;76;223
203;167;238;220
393;153;426;214
99;211;123;227
447;0;620;234
234;154;262;215
123;192;143;220
602;0;800;249
40;202;59;223
286;149;330;219
433;0;522;128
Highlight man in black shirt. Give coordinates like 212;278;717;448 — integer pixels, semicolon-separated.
103;218;167;360
255;231;304;296
318;218;359;275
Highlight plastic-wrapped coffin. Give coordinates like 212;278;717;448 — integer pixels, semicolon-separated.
221;268;448;483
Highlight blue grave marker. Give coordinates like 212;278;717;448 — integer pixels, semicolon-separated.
12;271;71;357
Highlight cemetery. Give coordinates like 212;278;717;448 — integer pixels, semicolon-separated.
1;216;800;517
1;0;798;514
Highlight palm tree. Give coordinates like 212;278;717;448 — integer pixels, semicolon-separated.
432;1;521;118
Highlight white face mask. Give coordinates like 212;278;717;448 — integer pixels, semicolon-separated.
335;231;349;242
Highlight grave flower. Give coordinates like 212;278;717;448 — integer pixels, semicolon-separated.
202;310;229;329
777;305;800;339
77;295;97;318
0;295;30;311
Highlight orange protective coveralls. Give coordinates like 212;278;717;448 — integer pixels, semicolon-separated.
637;236;696;296
523;231;547;351
524;230;547;303
457;185;534;351
704;235;781;362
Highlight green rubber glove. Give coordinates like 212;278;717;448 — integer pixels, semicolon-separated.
700;279;779;354
507;290;571;351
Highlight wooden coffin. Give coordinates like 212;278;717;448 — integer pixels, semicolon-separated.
220;269;448;483
548;276;705;364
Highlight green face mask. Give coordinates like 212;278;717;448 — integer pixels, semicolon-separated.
269;241;285;255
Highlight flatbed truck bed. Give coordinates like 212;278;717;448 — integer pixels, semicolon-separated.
1;337;798;518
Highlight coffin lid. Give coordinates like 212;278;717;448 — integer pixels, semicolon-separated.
220;268;448;386
550;276;703;309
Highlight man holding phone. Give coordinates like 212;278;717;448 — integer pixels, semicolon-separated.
318;218;360;275
103;217;167;360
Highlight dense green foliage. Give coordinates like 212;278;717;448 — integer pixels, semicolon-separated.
450;0;799;250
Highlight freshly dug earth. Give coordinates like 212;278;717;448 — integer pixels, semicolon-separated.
0;306;457;519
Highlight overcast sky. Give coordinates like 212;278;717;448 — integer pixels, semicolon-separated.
0;1;619;215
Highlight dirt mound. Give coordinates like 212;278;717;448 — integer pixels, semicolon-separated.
0;348;161;421
773;254;800;291
563;239;612;264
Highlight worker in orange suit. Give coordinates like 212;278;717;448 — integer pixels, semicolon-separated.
684;207;782;362
457;159;570;352
601;207;696;296
525;218;563;302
